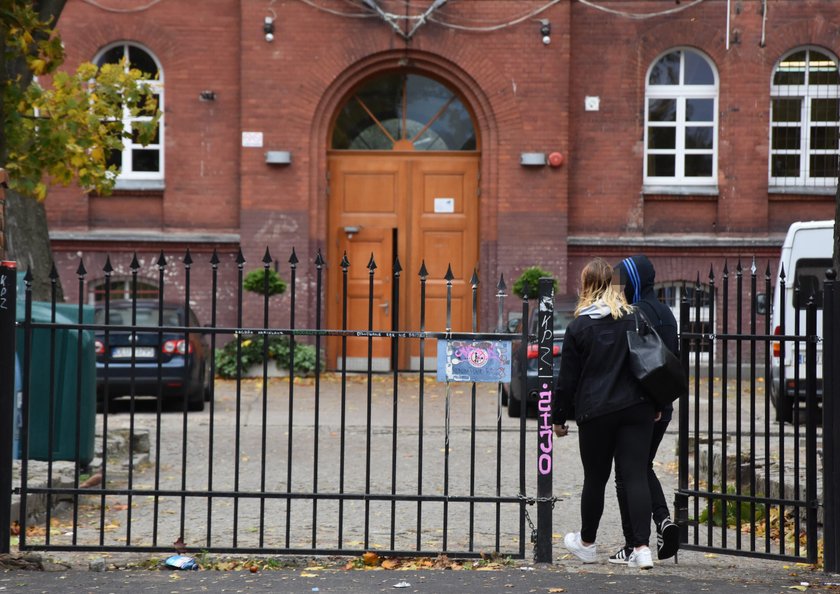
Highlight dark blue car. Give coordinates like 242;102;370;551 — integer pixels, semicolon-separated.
94;300;211;411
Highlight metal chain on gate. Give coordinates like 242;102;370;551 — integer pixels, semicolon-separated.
518;493;561;553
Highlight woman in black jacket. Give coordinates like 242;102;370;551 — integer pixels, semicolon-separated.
552;257;656;569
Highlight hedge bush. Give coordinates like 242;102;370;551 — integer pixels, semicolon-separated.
215;334;320;378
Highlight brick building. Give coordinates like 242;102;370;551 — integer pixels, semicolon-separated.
44;0;835;368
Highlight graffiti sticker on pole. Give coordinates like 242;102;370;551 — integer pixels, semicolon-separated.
436;340;511;383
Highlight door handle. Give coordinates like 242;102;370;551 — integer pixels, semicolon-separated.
378;301;389;316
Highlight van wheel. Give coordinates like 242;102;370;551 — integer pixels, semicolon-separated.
770;382;793;424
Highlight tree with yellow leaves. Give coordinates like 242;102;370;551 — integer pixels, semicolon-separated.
1;0;159;299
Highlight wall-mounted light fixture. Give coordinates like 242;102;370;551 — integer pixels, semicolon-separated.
199;90;216;101
263;15;275;42
265;150;291;165
520;152;547;167
539;19;551;45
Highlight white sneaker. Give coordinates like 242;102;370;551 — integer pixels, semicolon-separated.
627;546;654;569
563;531;597;564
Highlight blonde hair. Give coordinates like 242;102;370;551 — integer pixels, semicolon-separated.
575;257;633;319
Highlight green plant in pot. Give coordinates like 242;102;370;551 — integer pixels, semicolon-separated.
512;266;557;299
243;268;287;297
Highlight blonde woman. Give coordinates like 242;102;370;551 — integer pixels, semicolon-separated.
552;257;657;569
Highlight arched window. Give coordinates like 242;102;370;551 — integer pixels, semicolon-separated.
332;73;476;151
644;48;718;189
94;42;164;188
769;47;840;191
87;277;159;305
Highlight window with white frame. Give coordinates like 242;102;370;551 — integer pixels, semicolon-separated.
94;43;164;186
769;47;840;191
644;48;718;188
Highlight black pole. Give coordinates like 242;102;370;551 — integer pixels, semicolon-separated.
535;277;554;563
0;261;18;554
805;297;819;563
824;269;839;572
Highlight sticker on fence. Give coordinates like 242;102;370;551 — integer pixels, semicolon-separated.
436;340;511;383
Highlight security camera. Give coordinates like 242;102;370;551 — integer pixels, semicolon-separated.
542;35;551;45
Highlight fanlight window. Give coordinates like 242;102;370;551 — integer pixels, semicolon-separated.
332;73;476;151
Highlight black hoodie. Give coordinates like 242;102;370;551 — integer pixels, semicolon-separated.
615;255;680;415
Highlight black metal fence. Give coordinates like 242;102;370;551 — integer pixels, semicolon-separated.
3;253;839;568
676;260;831;564
0;251;560;560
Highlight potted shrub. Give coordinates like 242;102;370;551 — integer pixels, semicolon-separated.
243;268;287;297
512;266;557;300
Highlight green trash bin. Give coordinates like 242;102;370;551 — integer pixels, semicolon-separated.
15;296;96;467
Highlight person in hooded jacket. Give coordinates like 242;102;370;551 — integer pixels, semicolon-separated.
552;257;657;569
609;254;680;564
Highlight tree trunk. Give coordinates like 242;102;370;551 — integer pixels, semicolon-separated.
5;189;63;301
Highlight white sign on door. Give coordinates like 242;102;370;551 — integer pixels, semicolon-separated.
434;198;455;213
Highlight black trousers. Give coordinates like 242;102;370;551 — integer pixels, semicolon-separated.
615;414;671;548
577;402;655;546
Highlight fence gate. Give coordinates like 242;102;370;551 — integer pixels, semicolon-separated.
676;261;823;563
0;252;559;560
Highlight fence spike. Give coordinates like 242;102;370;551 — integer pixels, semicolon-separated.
723;259;729;277
130;253;140;270
736;258;743;275
103;256;113;275
367;253;377;271
695;272;701;289
470;268;479;288
262;247;272;264
184;248;193;267
750;256;757;275
418;260;428;279
315;250;325;268
497;273;507;294
76;258;87;277
780;262;786;282
394;256;402;275
341;252;349;269
210;250;220;267
445;264;454;282
156;251;167;268
24;267;32;283
236;248;246;266
708;264;714;281
289;247;299;266
765;261;771;279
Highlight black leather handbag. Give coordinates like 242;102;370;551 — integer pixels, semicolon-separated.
626;311;688;407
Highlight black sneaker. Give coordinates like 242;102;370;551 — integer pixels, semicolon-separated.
657;518;679;560
608;546;633;565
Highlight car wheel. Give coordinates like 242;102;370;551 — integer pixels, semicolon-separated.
507;393;521;417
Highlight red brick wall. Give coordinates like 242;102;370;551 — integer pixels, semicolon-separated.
43;1;836;339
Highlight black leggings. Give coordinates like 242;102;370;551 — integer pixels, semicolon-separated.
615;414;670;547
577;402;655;546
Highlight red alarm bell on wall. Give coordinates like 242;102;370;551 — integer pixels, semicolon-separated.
548;152;564;167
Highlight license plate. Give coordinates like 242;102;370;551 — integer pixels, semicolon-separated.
112;347;155;359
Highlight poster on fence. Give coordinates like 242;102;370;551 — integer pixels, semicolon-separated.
436;340;511;383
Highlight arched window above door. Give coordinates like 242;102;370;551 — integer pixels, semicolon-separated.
332;73;477;151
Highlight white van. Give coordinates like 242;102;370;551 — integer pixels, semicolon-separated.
769;220;831;422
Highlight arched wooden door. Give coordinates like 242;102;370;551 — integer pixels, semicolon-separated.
327;73;479;371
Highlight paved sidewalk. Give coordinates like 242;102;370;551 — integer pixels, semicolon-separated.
5;375;834;592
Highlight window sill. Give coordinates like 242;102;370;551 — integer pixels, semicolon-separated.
768;186;835;197
642;185;719;199
113;179;166;192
